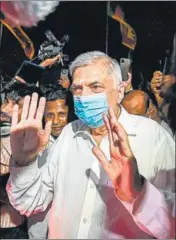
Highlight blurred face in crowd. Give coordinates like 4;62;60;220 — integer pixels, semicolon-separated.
160;74;176;94
122;90;161;123
0;97;24;123
145;100;161;123
71;59;121;111
44;99;69;138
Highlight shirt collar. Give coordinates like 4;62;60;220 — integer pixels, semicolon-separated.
50;135;56;143
74;106;137;137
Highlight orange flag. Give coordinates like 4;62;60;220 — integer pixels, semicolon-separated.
1;19;35;59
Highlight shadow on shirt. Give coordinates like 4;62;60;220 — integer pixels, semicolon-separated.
86;168;175;239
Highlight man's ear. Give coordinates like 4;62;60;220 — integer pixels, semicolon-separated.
117;83;125;104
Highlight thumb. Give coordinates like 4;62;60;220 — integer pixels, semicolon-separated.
93;146;110;173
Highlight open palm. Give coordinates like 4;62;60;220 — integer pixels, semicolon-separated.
11;93;51;166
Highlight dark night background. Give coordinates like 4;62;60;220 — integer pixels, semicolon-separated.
1;1;176;87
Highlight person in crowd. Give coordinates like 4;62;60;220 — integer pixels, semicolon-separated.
160;83;176;139
150;71;176;137
150;71;176;108
122;90;161;123
121;89;175;137
7;51;175;239
150;33;176;136
0;80;43;239
167;84;176;137
0;55;72;239
41;84;76;139
27;85;76;239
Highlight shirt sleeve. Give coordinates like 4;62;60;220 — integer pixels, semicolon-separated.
115;127;175;239
6;130;66;217
131;181;174;239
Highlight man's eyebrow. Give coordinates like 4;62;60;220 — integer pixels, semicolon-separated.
71;81;103;88
87;81;102;86
58;110;67;113
46;111;54;114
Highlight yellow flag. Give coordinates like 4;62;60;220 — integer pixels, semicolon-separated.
108;6;137;50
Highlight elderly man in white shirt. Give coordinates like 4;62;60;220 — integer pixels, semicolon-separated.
7;51;175;239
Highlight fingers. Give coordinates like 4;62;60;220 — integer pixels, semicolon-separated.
28;93;39;119
21;95;30;121
114;121;133;160
109;107;117;124
53;54;61;62
19;93;46;122
40;55;60;68
40;59;49;67
92;146;111;174
127;72;132;82
103;113;113;146
151;77;162;85
114;121;127;142
15;76;26;84
108;108;129;153
59;79;68;83
35;97;46;121
58;78;70;89
108;108;119;143
152;71;163;79
153;71;162;77
152;71;163;83
11;104;19;127
58;79;64;84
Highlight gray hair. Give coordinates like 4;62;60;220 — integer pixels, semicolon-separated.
69;51;122;86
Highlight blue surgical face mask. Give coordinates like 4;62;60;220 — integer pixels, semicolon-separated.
74;92;108;128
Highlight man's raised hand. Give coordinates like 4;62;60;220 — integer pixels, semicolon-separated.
93;108;143;202
11;93;52;166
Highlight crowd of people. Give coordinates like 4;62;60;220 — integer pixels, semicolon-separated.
0;50;176;239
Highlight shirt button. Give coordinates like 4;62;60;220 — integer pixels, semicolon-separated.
83;218;87;224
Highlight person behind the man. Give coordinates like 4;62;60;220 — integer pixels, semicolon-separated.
27;85;76;239
41;84;76;139
150;33;176;135
150;71;176;137
0;80;42;239
7;51;175;239
122;90;161;122
160;83;176;139
121;89;175;138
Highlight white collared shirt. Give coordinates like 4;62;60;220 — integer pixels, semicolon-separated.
7;107;175;239
161;120;175;139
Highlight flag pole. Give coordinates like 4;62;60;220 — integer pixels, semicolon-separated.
105;1;110;54
0;2;4;101
128;49;133;60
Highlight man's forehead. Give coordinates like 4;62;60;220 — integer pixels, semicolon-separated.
72;62;109;84
46;99;67;108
